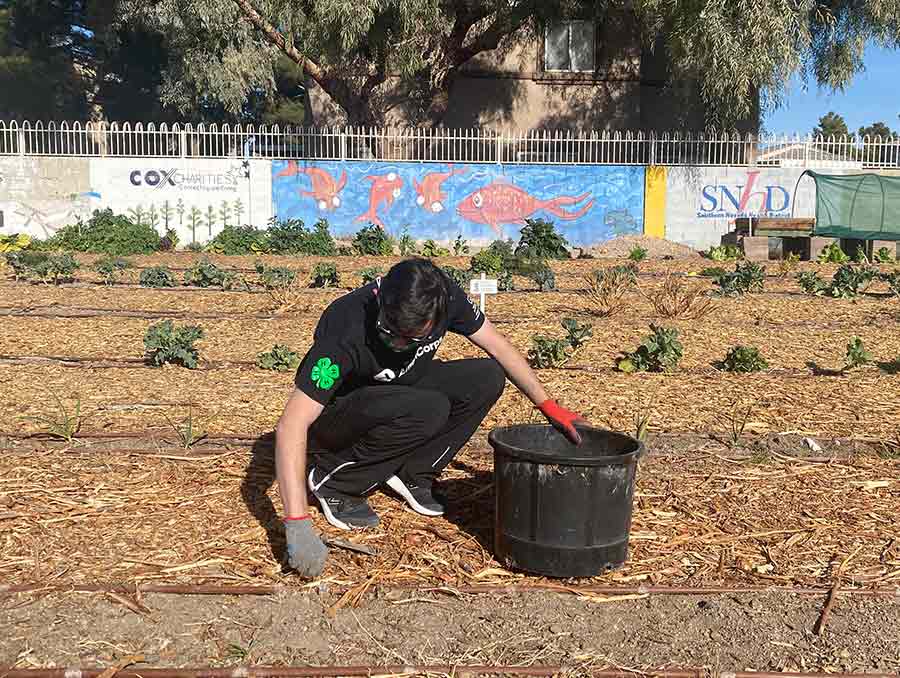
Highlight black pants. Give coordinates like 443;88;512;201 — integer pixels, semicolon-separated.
309;358;506;496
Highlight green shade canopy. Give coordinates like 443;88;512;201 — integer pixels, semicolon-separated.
802;171;900;241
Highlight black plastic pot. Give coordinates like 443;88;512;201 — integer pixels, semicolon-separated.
488;424;644;578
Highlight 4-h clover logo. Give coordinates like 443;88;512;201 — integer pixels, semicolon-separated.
310;357;340;390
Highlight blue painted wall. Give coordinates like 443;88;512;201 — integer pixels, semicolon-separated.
271;161;645;246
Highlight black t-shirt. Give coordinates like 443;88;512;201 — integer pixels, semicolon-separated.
294;278;485;405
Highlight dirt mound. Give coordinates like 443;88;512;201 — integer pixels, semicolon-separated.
577;235;701;259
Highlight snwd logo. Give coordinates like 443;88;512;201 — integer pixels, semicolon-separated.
698;171;791;219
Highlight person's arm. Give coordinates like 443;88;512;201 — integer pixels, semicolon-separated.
275;388;326;576
468;317;587;444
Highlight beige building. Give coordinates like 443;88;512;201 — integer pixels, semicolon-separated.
306;16;759;134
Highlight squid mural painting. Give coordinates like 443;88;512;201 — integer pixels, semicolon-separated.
272;160;644;246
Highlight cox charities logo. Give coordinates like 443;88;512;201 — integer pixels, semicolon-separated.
698;170;791;219
128;163;247;193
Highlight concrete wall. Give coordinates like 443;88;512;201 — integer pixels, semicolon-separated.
272;160;645;247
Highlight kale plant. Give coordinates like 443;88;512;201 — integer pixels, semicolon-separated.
144;320;204;368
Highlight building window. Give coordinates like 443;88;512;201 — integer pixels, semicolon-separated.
544;21;595;72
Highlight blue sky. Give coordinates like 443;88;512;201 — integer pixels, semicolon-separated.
764;44;899;135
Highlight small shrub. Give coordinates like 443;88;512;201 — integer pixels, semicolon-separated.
776;252;801;276
497;270;514;291
353;225;394;256
310;262;340;288
206;224;268;255
721;345;768;372
515;218;569;260
581;265;635;318
640;272;713;320
159;228;179;252
95;256;131;285
617;324;683;373
470;249;506;276
817;242;849;264
442;266;472;290
31;252;79;284
357;266;384;285
561;318;592;349
827;263;877;298
184;258;230;288
527;336;570;368
704;244;743;262
265;217;309;254
45;209;161;255
453;234;470;256
628;245;648;262
874;246;895;264
797;271;828;295
421;239;450;257
144;320;204;368
844;336;872;370
397;226;417;256
254;263;296;289
256;344;301;372
525;261;556;291
714;261;765;295
699;266;728;278
303;219;338;256
140;266;177;288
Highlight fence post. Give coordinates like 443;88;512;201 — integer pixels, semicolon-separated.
340;128;347;161
496;131;502;165
17;129;25;157
180;130;187;159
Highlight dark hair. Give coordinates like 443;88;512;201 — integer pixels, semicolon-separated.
379;258;448;335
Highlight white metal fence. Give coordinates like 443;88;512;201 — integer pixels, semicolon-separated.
1;120;899;168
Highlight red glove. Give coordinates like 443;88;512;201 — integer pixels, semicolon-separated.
538;399;587;445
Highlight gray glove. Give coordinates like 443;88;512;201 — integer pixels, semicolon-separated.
284;518;328;577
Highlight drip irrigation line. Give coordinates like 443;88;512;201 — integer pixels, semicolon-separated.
0;430;260;442
2;581;898;599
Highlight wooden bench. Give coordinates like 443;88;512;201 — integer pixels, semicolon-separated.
734;217;816;238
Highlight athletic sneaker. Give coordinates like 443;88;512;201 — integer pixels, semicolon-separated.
307;467;380;530
385;475;445;516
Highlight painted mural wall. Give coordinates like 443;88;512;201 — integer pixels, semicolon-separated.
90;158;273;245
664;167;818;250
271;161;645;247
0;157;98;238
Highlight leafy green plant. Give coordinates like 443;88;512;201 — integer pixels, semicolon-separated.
527;336;570;368
310;262;340;288
264;217;308;254
184;258;230;288
453;234;470;256
21;390;83;442
4;251;49;280
776;252;801;276
44;209;161;255
704;244;743;262
421;239;450;257
874;247;895;263
851;244;869;263
497;270;514;291
699;266;728;278
144;320;205;369
205;224;268;255
469;248;505;276
581;265;636;318
525;261;556;291
186;242;204;252
95;256;132;285
139;266;177;288
844;336;872;370
714;261;765;295
817;242;849;264
628;245;648;262
254;263;296;289
797;271;828;295
353;224;394;255
515;218;569;260
442;266;472;289
397;226;417;256
303;219;338;256
357;266;384;285
617;324;683;373
256;344;301;371
561;318;592;349
881;270;900;297
158;227;179;252
31;252;79;284
720;345;769;372
827;263;877;298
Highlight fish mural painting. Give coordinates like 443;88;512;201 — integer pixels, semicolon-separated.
277;160;347;211
272;160;644;246
456;179;594;236
355;172;403;228
414;164;467;214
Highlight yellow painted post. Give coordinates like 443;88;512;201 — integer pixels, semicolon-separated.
644;165;667;239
